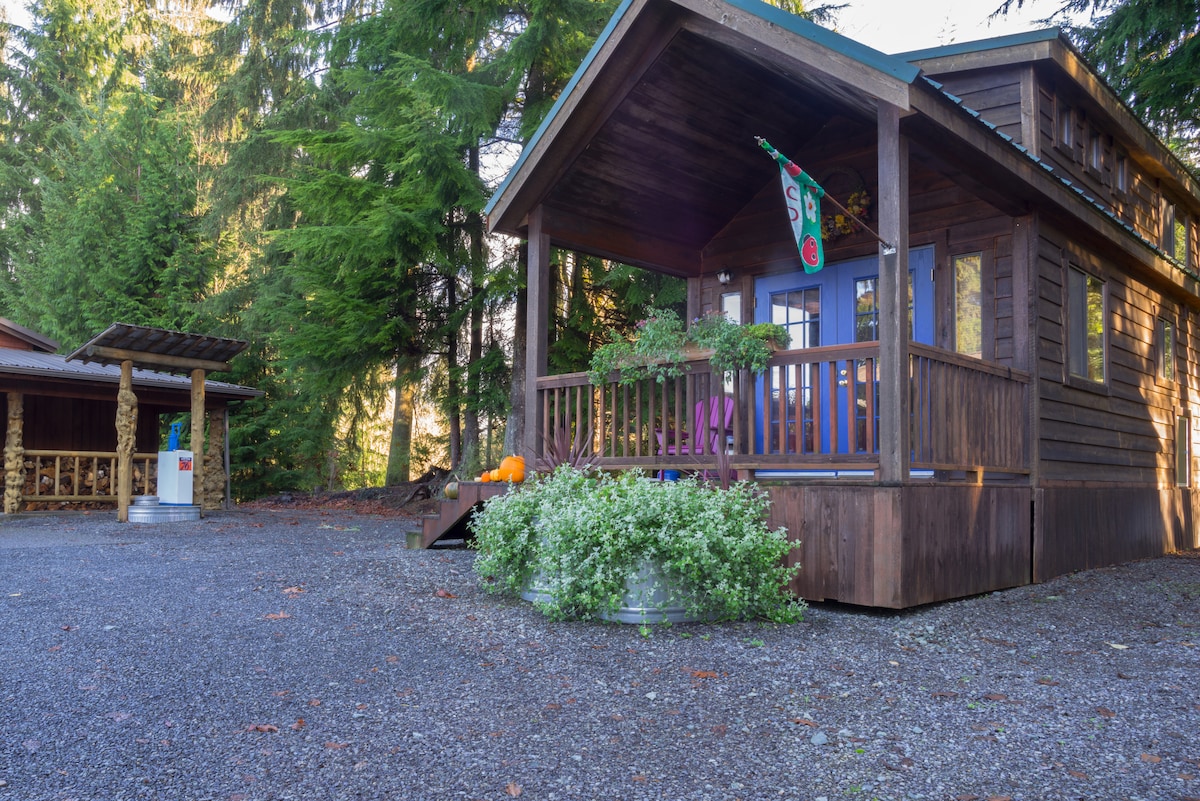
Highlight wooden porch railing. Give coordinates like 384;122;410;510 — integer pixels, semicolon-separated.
535;342;1029;478
17;450;158;503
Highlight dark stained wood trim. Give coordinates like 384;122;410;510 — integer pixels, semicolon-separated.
878;102;910;483
524;207;551;460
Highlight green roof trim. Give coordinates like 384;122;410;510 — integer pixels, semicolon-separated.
724;0;920;83
896;27;1061;62
485;0;920;218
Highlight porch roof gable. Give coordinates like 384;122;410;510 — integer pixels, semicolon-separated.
484;0;921;275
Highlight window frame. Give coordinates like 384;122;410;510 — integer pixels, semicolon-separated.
1157;315;1178;386
1064;263;1108;389
952;251;985;359
1055;98;1075;158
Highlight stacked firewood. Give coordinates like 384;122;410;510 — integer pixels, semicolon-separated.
0;458;157;501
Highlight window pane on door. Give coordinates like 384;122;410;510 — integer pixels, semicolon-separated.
770;287;820;348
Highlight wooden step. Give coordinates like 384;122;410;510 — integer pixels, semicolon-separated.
414;481;510;549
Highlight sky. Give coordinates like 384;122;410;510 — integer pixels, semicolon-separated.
831;0;1089;52
0;0;1090;52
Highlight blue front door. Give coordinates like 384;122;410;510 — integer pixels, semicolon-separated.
754;246;935;456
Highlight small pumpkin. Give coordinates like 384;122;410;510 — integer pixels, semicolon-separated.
480;472;491;483
489;468;501;482
444;481;459;500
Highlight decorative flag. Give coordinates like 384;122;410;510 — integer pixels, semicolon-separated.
758;138;825;273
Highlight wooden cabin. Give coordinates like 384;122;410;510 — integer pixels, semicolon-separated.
484;0;1200;607
0;319;260;513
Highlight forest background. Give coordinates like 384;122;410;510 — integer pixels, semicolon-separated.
0;0;1193;500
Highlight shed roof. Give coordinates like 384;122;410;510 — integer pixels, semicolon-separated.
0;348;261;401
67;323;251;374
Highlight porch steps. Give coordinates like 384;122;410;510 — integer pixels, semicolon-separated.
414;481;509;549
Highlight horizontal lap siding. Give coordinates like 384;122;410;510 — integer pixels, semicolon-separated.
933;69;1024;144
1036;225;1180;486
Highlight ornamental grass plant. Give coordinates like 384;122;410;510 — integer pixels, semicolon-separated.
470;467;806;624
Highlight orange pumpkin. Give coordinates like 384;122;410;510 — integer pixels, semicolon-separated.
489;468;501;482
496;455;526;482
480;472;491;483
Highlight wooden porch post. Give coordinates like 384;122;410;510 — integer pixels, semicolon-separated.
204;407;225;511
116;360;137;522
4;392;23;514
878;103;910;485
191;368;205;514
524;206;551;461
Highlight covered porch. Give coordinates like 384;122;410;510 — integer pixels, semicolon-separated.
486;0;1041;606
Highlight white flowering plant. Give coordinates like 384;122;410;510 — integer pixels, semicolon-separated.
470;466;806;624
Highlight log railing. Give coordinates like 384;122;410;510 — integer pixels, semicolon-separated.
534;342;1030;478
16;450;158;503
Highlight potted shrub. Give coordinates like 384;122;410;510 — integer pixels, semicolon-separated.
587;308;789;386
470;466;806;624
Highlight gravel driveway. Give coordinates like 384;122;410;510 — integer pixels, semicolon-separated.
1;509;1198;801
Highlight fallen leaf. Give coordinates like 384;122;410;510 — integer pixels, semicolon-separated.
505;781;523;797
632;775;647;782
931;691;959;698
710;724;728;736
986;796;1013;801
272;690;291;697
1106;642;1130;650
246;724;278;733
955;795;981;801
1036;678;1060;686
324;742;349;749
1141;753;1162;763
691;670;719;679
264;612;291;620
308;699;322;707
60;625;74;631
983;693;1008;701
291;719;306;731
281;586;305;597
545;703;562;711
1068;769;1089;779
790;718;819;727
1096;707;1116;718
434;588;457;599
385;655;400;663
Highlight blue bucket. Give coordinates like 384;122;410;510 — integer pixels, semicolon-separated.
662;470;681;482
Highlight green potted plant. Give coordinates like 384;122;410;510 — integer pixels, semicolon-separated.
587;308;789;386
470;466;806;624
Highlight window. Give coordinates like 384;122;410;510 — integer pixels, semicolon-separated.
1115;152;1129;195
1177;415;1190;488
770;287;820;348
1067;266;1105;383
1159;317;1177;382
1088;129;1103;174
720;292;742;324
953;253;983;358
1056;100;1074;154
854;274;914;343
1174;215;1189;266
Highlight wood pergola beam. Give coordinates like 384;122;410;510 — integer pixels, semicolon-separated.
84;345;231;374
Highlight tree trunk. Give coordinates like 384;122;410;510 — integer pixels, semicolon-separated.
446;272;462;469
386;359;417;485
462;148;485;468
504;242;528;456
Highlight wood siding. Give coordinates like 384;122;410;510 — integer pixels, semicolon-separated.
1035;223;1183;485
769;484;1030;608
929;67;1025;144
1036;486;1196;580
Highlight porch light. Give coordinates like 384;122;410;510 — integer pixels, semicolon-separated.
716;269;733;285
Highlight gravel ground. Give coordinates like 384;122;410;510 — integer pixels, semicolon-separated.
0;509;1198;801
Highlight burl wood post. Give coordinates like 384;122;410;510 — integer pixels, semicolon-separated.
191;368;205;514
116;360;138;523
3;391;24;514
203;407;225;511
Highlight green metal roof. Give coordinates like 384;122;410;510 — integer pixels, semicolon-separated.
895;27;1062;62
